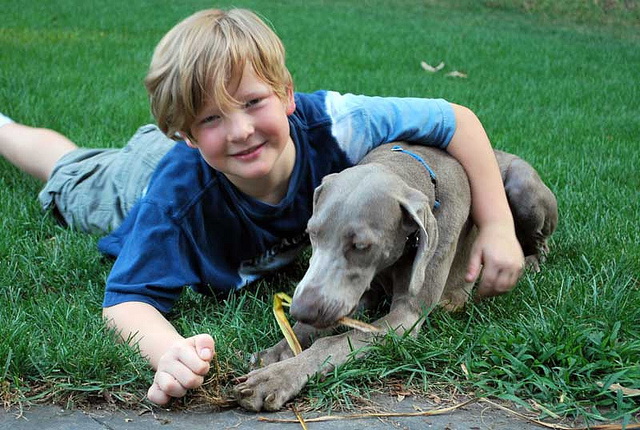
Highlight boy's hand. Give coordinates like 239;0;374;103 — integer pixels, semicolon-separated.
465;222;524;297
147;334;215;405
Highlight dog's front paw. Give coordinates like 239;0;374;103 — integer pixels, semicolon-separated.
250;339;296;369
233;360;309;411
439;287;472;312
525;254;543;272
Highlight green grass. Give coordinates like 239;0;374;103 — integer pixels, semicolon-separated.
1;0;639;425
481;0;640;27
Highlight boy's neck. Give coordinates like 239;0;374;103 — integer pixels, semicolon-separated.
226;138;296;205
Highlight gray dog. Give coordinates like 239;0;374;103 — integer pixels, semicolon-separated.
234;143;558;411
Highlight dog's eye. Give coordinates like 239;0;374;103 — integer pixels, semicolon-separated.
352;242;370;251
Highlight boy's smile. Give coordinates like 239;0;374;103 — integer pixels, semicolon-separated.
186;64;296;204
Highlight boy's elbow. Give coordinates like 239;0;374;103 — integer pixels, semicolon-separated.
102;305;122;332
102;304;117;321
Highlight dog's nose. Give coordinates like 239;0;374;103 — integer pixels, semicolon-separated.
290;289;322;324
291;287;348;329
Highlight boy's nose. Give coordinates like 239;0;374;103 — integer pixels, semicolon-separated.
227;112;254;142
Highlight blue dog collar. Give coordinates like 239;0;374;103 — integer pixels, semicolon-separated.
391;145;441;209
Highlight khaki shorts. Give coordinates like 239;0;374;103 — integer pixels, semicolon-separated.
38;124;175;234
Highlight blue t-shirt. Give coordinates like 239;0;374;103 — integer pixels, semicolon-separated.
99;91;455;313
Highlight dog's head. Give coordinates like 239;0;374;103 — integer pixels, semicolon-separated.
290;164;437;328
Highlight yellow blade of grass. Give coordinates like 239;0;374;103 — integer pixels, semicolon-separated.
292;405;308;430
337;316;381;333
273;293;382;356
273;293;302;356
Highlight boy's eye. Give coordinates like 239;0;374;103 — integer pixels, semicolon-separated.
201;115;220;124
245;98;262;108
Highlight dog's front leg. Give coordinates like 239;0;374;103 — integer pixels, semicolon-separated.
250;322;329;368
234;303;424;411
235;331;369;411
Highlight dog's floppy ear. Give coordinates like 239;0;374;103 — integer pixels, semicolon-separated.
313;173;339;209
399;186;438;296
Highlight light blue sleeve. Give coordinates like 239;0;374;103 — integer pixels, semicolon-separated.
324;91;456;163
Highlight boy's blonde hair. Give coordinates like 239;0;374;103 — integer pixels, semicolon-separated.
145;8;293;139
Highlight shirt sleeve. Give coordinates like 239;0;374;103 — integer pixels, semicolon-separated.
101;201;201;313
324;91;456;163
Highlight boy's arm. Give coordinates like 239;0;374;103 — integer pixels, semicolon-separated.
446;103;524;296
103;302;215;405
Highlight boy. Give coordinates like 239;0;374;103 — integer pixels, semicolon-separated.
0;8;523;405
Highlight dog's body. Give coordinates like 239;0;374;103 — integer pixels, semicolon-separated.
234;143;558;411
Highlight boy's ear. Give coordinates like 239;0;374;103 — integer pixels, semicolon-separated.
285;86;296;115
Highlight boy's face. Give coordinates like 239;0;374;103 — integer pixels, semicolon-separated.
185;64;296;198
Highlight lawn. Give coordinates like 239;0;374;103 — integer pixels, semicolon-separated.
1;0;638;425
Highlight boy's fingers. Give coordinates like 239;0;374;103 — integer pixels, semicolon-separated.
166;360;206;390
146;336;216;406
175;349;210;377
477;271;501;297
465;250;482;283
477;264;521;297
154;370;189;398
171;334;213;376
193;334;215;361
147;381;172;405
